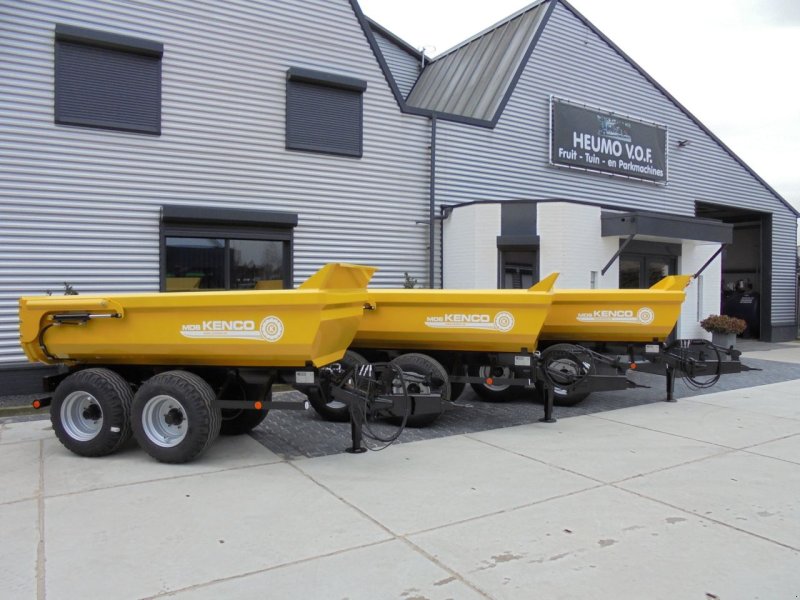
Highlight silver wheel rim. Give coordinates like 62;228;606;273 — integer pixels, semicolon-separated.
61;391;104;441
478;366;511;391
141;395;188;448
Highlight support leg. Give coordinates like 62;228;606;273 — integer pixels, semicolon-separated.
346;415;366;454
539;385;557;423
665;364;676;403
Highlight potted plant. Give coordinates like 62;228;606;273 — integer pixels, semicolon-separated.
700;314;747;349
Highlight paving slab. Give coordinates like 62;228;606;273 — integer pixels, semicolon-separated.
409;486;800;600
167;539;485;600
746;433;800;465
0;499;39;600
0;419;55;445
468;415;727;483
742;347;800;364
0;440;41;504
596;398;800;448
687;379;800;421
43;434;281;497
296;434;597;535
619;451;800;550
44;463;390;600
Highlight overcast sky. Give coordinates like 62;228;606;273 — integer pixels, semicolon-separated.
359;0;800;217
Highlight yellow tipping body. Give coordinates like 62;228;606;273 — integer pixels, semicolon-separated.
354;274;557;353
541;275;692;342
19;263;376;368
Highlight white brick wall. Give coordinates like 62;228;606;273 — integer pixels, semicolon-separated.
537;202;619;289
443;203;501;288
444;202;723;343
678;242;722;339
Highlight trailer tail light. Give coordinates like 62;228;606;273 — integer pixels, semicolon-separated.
485;378;494;385
32;397;51;409
254;401;263;410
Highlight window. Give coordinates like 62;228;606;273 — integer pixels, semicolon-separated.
619;241;680;289
497;232;540;289
501;250;539;289
161;206;297;292
54;24;163;134
285;67;367;158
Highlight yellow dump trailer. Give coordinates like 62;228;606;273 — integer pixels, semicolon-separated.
540;275;692;343
20;263;376;369
18;264;378;464
304;273;696;421
354;274;557;352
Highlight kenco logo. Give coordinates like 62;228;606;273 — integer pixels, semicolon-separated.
577;307;654;325
425;311;515;332
180;316;284;342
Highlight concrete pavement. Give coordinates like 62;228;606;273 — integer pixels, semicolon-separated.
1;344;799;599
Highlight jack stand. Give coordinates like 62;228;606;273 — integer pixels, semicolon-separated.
539;385;556;423
665;364;676;402
334;387;367;454
346;415;366;454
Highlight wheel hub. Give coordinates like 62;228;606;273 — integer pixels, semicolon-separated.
81;403;102;421
141;395;188;448
164;408;184;426
61;391;104;441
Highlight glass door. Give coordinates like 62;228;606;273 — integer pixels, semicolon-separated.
619;253;676;289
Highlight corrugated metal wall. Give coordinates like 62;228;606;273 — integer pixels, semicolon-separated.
435;2;797;328
370;27;420;98
0;0;430;365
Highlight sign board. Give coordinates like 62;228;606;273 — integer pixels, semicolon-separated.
550;98;668;183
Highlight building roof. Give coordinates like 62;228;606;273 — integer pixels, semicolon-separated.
353;0;798;217
405;1;548;121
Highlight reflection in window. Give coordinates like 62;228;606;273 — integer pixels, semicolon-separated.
647;258;671;287
230;240;284;289
165;237;285;291
619;257;642;289
165;237;225;291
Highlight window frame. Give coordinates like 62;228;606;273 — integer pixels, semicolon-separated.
54;24;163;135
160;206;298;291
285;67;367;158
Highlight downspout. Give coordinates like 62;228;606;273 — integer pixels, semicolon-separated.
428;115;437;288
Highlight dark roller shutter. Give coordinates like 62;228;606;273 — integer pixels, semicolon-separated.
54;28;162;135
286;70;365;158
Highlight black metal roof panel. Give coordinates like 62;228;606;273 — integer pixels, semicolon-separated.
406;1;548;121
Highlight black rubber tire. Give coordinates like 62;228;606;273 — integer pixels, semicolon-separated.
389;353;451;427
51;368;133;457
132;370;221;464
220;409;268;435
307;350;368;422
540;344;594;407
469;365;522;402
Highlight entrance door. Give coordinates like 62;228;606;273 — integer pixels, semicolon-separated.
620;251;678;341
500;250;538;289
620;254;677;289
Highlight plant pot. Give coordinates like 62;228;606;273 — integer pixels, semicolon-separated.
711;332;736;350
